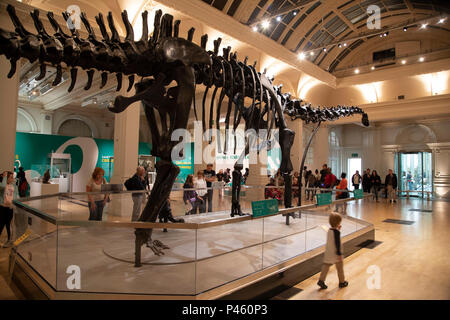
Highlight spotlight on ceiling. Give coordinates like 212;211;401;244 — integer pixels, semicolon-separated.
438;18;446;24
343;43;347;47
298;52;305;60
338;43;342;48
293;11;297;16
310;51;314;56
421;23;428;29
276;16;281;22
354;69;360;74
371;66;375;70
262;20;270;29
323;48;327;52
403;26;407;31
401;60;406;64
379;34;383;37
419;57;425;62
252;26;258;32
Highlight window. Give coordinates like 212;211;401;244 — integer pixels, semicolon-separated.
329;131;339;147
302;127;314;166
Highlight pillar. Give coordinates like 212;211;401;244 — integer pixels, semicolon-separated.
0;56;19;171
287;118;303;175
110;88;140;184
313;124;329;171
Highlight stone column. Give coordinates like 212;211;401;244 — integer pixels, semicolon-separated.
287;118;303;175
313;124;329;170
0;56;19;171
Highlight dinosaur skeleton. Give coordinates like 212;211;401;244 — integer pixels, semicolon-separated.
0;4;369;267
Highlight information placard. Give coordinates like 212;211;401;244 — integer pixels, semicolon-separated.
316;192;332;206
354;189;364;199
252;199;279;217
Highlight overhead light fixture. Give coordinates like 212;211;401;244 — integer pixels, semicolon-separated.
403;26;407;31
262;20;270;29
343;43;347;47
338;43;342;48
379;34;383;37
310;51;314;56
419;57;425;62
323;48;327;52
293;11;297;16
371;66;375;70
421;23;428;29
276;16;281;22
252;26;258;32
438;18;446;24
298;52;305;60
354;69;360;74
401;60;406;64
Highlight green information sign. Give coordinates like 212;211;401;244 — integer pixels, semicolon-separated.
251;199;279;217
351;153;359;157
354;189;364;199
316;192;332;206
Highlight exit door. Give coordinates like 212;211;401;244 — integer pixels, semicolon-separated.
398;152;432;198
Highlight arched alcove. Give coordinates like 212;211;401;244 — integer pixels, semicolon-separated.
17;108;38;133
55;115;99;138
395;124;437;150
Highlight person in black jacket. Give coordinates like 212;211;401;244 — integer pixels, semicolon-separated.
351;170;361;190
125;167;147;221
370;170;381;202
362;168;371;193
385;169;398;204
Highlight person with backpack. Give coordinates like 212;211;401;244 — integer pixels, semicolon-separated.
124;167;148;221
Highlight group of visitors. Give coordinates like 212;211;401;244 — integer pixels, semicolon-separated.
361;168;398;203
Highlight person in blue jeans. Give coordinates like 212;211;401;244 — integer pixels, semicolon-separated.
86;167;108;221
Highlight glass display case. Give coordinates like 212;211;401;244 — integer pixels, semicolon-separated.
11;186;373;299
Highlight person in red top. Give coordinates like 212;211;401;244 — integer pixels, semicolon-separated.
324;168;337;189
335;173;349;214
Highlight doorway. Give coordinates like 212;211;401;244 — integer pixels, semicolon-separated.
347;158;362;190
398;152;432;198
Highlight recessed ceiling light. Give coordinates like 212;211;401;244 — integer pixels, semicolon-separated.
298;52;305;60
401;60;406;64
403;27;407;31
343;43;347;47
262;20;270;29
371;66;375;70
293;11;297;16
277;16;281;22
338;43;342;48
310;51;314;56
355;69;360;74
438;18;445;24
323;48;327;52
421;23;428;29
419;57;425;62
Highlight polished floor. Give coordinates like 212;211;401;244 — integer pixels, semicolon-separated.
0;197;449;299
273;198;450;300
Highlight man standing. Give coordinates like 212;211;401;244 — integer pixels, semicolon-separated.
320;164;328;187
351;170;362;190
124;167;148;221
362;168;371;193
385;169;398;204
203;164;217;212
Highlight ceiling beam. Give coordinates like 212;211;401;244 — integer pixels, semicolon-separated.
158;0;337;87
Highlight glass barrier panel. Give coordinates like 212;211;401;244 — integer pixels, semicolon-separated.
262;210;307;269
195;218;263;294
14;206;57;289
56;223;197;295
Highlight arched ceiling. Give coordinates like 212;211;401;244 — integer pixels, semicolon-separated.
199;0;450;73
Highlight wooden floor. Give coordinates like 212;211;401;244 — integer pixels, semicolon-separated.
273;198;450;300
1;197;449;300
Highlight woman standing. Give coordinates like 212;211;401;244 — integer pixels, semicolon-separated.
194;171;207;213
370;170;381;202
86;167;108;221
336;173;349;214
183;174;203;215
0;171;18;248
